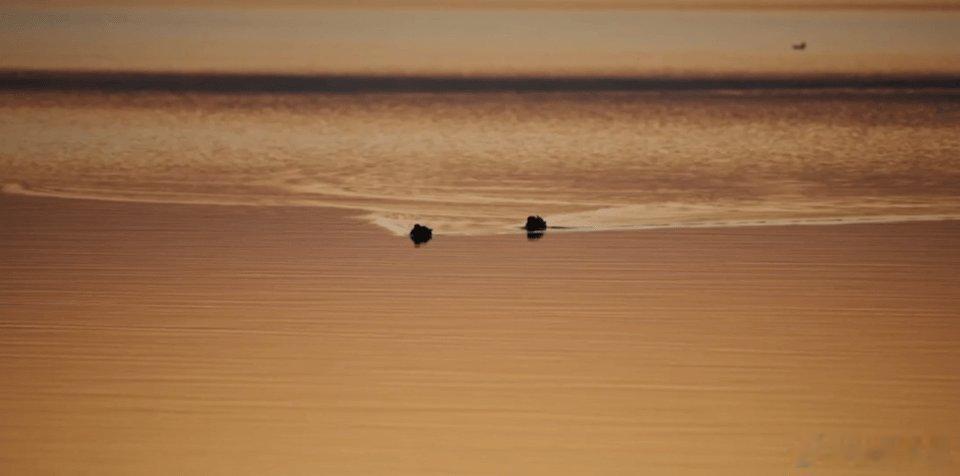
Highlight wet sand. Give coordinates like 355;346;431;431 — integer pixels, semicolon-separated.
1;194;958;475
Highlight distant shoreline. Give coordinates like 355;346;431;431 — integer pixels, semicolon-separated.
1;69;957;93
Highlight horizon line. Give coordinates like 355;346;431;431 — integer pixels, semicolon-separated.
1;69;958;93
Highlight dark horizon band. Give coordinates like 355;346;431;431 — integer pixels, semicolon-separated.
0;69;957;93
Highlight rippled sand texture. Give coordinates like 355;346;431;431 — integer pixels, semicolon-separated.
2;90;960;234
1;196;958;475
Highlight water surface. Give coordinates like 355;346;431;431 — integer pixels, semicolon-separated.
2;89;959;234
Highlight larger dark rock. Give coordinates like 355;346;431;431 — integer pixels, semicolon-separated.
409;223;433;245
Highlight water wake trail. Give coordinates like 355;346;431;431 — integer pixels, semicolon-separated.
8;182;959;237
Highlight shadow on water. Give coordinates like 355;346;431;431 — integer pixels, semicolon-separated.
524;215;547;241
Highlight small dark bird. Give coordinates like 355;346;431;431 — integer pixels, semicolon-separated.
409;223;432;245
524;215;547;231
792;41;807;51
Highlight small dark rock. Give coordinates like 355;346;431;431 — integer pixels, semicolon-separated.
524;215;547;231
409;223;433;245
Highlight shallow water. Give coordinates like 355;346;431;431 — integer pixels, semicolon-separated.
1;196;958;474
3;5;959;474
2;89;959;234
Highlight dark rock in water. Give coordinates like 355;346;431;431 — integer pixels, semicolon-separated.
524;215;547;231
526;230;544;241
409;223;433;245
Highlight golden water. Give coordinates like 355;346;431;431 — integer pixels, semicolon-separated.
2;90;959;235
1;196;958;474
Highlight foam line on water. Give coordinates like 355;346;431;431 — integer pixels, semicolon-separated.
6;182;960;237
